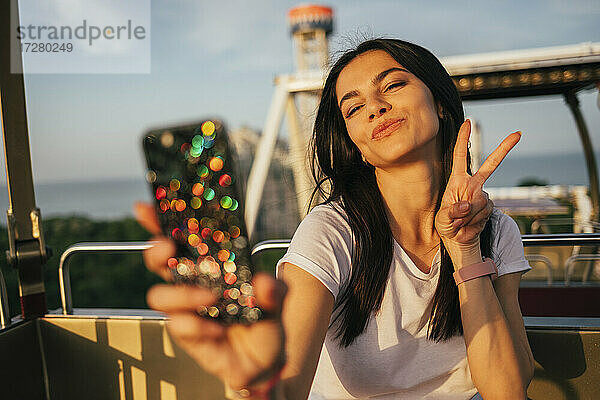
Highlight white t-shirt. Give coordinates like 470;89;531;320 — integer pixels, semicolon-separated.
276;201;530;400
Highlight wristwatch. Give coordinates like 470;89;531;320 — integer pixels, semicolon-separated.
453;258;498;285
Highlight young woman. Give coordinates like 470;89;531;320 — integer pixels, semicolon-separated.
135;38;535;400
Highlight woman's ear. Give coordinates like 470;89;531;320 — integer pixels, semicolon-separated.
436;102;444;119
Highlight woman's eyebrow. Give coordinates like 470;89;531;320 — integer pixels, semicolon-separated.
339;90;359;109
372;67;409;85
338;67;409;109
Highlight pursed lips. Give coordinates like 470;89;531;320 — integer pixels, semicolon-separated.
371;118;405;140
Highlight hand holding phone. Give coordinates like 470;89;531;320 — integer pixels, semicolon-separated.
133;204;287;394
142;119;262;324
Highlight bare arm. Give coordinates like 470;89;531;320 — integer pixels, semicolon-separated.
493;273;535;390
135;202;333;400
435;120;534;399
244;262;334;400
276;262;335;400
456;262;534;399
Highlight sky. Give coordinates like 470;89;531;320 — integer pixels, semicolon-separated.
1;0;599;184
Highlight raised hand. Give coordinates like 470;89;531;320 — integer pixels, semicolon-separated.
134;202;287;392
435;120;520;260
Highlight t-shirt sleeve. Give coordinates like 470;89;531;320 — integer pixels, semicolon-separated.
275;204;353;300
492;212;531;277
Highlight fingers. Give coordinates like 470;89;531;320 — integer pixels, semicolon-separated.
446;191;492;229
447;201;471;220
135;202;174;281
452;119;471;175
454;190;489;224
134;201;162;235
474;131;521;185
435;201;460;239
168;312;224;340
252;273;287;317
147;283;217;313
149;284;224;342
465;198;494;227
143;237;176;281
148;273;287;317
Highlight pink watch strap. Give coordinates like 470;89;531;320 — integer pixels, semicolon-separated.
453;258;498;285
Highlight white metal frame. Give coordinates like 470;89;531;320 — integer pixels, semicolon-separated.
244;43;600;240
244;73;323;240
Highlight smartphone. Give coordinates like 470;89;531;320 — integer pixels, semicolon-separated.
142;119;262;324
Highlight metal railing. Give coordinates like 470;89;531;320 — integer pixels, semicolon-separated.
55;234;600;314
525;254;554;285
54;239;287;315
1;233;596;317
565;254;600;284
250;239;292;256
521;233;600;246
58;242;156;315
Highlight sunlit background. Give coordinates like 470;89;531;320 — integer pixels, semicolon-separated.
0;0;599;315
0;0;599;221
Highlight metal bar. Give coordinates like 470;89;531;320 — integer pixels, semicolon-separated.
56;235;600;315
523;316;600;330
565;91;599;222
245;82;289;241
59;242;156;315
0;267;10;328
251;239;292;256
0;0;48;318
249;235;600;255
286;95;313;219
565;254;600;285
521;233;600;246
277;73;324;93
525;254;553;285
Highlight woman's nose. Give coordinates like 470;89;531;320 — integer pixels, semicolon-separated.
368;98;392;120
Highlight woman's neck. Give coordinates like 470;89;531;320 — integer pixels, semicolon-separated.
375;153;441;246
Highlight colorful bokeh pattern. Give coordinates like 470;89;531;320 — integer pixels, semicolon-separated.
144;120;260;324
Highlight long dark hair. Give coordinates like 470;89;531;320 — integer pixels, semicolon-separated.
309;38;494;347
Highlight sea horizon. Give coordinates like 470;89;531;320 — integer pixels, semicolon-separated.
0;150;597;222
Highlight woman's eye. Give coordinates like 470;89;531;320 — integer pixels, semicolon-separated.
346;105;362;118
385;81;406;91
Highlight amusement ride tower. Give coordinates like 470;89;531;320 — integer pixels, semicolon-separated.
289;4;333;73
245;4;333;240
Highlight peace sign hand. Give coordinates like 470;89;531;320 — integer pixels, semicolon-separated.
434;120;520;266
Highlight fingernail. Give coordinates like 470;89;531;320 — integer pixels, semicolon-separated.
458;202;470;211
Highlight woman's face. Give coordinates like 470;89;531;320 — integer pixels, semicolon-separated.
335;50;441;168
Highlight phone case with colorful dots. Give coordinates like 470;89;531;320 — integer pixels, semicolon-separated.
142;120;262;324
